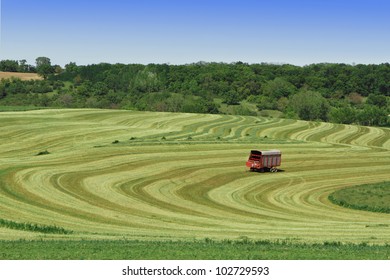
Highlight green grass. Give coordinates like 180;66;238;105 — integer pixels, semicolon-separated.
0;105;47;111
1;239;389;260
0;218;72;235
329;182;390;213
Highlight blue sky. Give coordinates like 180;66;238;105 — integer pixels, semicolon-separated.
1;0;389;66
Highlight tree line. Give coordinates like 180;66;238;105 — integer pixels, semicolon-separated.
1;58;389;126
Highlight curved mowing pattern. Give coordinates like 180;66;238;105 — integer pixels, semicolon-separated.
0;109;390;243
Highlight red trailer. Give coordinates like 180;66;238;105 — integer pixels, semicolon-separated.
246;149;281;172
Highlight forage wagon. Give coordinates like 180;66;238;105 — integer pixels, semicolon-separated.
246;149;281;172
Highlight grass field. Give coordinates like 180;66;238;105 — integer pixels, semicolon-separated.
0;106;48;112
0;71;42;81
329;181;390;213
0;109;389;252
1;239;389;260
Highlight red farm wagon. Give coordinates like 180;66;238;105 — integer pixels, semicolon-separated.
246;149;281;172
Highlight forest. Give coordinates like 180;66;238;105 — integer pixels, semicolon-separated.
0;58;389;126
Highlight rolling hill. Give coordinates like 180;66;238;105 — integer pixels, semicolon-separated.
0;109;389;244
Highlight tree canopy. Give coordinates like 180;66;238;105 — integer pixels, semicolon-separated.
0;59;389;126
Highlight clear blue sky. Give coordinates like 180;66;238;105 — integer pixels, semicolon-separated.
1;0;389;66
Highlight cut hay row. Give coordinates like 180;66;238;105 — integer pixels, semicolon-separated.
0;109;389;243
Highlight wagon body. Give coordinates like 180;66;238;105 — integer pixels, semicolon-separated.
246;149;281;172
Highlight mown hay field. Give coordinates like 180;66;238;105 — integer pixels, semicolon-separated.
0;109;389;244
0;71;42;81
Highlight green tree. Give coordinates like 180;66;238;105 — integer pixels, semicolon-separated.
0;60;19;72
277;97;289;112
255;95;277;111
357;105;389;126
132;67;161;93
0;81;6;99
36;57;54;79
77;81;93;97
366;94;387;108
92;82;109;96
328;106;357;124
262;77;297;99
290;90;330;121
0;78;29;95
223;89;240;105
18;59;31;72
53;65;63;74
65;62;79;73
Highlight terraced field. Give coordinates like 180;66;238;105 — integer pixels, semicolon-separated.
0;109;389;244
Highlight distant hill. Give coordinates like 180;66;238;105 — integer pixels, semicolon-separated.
0;62;389;127
0;71;42;81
